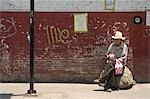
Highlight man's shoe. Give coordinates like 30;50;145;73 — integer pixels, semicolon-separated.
98;83;105;87
106;88;112;92
93;79;99;83
104;87;112;92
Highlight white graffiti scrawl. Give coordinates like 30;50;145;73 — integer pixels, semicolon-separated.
0;17;17;75
0;17;17;38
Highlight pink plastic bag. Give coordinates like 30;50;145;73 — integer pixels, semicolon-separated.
115;59;123;75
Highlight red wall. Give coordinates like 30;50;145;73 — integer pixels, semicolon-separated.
0;12;149;82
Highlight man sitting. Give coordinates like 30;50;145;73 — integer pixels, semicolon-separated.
94;31;136;92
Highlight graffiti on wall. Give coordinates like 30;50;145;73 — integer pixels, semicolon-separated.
0;15;132;60
42;25;72;44
36;20;131;62
0;17;17;38
1;12;144;82
0;17;17;75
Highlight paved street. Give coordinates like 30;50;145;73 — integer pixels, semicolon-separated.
0;83;150;99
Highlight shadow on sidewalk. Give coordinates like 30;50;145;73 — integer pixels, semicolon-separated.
13;93;37;97
0;93;37;99
0;93;12;99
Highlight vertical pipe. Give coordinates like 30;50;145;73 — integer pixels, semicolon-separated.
28;0;36;94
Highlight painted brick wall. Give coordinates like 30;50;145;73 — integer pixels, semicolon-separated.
1;12;146;82
0;0;149;82
0;0;150;12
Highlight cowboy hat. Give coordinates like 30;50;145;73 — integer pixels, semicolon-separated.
112;31;125;40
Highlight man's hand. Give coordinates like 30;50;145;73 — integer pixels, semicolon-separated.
107;54;116;61
118;58;123;62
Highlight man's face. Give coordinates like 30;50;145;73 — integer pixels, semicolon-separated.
114;39;122;46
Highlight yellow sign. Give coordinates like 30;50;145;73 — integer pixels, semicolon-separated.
74;13;88;32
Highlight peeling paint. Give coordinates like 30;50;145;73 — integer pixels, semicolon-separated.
0;12;148;82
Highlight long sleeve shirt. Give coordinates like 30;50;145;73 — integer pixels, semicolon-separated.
106;42;128;65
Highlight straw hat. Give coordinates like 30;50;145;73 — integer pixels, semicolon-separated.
112;31;125;40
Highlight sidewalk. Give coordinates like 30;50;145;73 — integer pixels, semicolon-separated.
0;83;150;99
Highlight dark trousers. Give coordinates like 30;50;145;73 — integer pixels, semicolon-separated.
99;62;121;89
